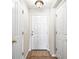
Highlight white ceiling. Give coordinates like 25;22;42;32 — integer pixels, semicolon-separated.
24;0;58;8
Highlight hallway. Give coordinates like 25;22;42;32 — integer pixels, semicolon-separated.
12;0;67;59
26;50;57;59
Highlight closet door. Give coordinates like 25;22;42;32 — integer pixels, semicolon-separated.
56;2;67;59
12;2;25;59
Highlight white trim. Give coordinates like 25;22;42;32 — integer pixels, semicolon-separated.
56;0;66;9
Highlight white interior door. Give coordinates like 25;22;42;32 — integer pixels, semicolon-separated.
56;2;67;59
31;16;49;50
12;35;24;59
12;2;25;59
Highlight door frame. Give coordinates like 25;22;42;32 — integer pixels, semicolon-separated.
29;15;49;50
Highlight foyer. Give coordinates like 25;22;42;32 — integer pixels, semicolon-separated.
12;0;67;59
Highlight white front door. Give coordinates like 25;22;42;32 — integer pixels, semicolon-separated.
31;16;49;50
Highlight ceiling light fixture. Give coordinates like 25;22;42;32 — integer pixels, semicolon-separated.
35;0;44;8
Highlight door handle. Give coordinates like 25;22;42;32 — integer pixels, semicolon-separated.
12;40;16;43
12;37;17;43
